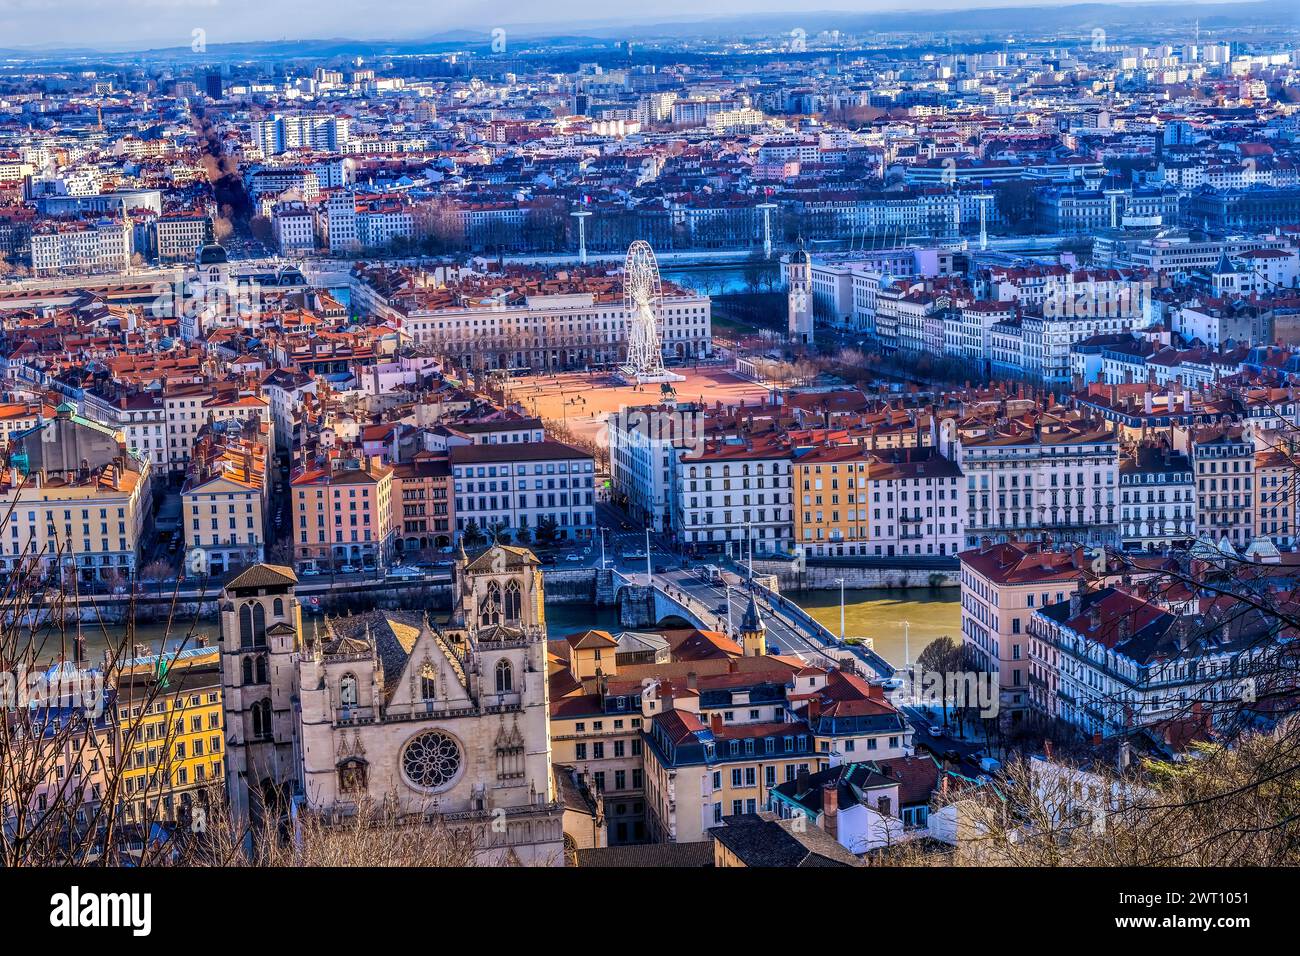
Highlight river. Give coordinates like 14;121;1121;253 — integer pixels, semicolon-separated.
38;590;958;669
792;587;960;668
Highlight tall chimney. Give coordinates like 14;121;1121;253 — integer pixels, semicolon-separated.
822;782;839;839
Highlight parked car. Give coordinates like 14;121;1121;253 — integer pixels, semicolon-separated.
339;564;359;574
928;725;945;737
300;567;321;577
564;553;583;562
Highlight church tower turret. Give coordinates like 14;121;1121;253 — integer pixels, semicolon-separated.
738;591;767;657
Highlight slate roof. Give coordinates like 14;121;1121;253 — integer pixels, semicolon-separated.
225;564;297;589
573;843;714;868
708;813;861;867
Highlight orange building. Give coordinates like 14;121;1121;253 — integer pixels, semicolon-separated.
290;454;394;571
391;453;454;557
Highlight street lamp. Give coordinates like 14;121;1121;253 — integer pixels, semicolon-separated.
747;520;754;577
835;577;845;643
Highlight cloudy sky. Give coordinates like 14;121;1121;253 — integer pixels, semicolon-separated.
0;0;1262;52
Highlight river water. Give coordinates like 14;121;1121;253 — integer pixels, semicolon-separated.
41;590;958;668
792;587;960;668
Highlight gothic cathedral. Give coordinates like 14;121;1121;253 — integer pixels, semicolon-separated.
220;544;564;864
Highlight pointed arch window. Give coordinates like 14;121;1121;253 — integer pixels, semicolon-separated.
241;601;267;648
504;580;521;622
495;658;514;694
479;581;502;627
340;673;359;708
251;699;272;740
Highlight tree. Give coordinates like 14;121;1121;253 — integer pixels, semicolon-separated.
461;521;486;549
534;515;560;547
249;215;273;245
915;635;964;729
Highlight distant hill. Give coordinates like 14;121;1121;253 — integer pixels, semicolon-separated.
1;0;1294;59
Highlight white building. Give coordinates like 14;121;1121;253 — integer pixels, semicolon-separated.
450;440;596;542
607;401;705;534
250;114;351;156
30;220;131;276
674;435;794;557
937;410;1120;548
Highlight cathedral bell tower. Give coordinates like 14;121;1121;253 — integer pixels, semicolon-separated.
218;564;304;823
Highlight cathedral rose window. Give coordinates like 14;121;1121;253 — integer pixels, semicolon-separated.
401;730;462;792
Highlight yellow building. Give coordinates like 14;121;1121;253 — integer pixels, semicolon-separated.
0;405;150;585
1255;450;1299;549
642;689;818;845
793;444;873;555
114;646;224;826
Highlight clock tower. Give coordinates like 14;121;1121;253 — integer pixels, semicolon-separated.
787;239;814;346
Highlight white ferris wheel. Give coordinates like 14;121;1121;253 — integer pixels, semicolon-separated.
620;240;680;384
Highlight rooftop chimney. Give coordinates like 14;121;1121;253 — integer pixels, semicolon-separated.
823;782;840;839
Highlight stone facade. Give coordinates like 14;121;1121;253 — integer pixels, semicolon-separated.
221;544;565;864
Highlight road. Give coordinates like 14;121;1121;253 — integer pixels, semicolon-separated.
902;704;997;773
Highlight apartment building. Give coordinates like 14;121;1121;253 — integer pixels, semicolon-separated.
30;219;131;276
608;401;705;534
643;706;818;844
271;201;316;255
391;453;454;555
154;214;211;264
450;440;596;543
938;408;1120;548
865;446;965;559
1186;425;1256;550
80;391;168;476
959;539;1094;724
290;454;396;570
550;630;649;846
0;402;48;446
0;406;150;584
1029;585;1275;735
163;385;271;478
1254;450;1298;549
114;646;224;826
181;418;271;577
250;113;350;156
674;435;794;558
793;443;874;556
1118;443;1197;552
